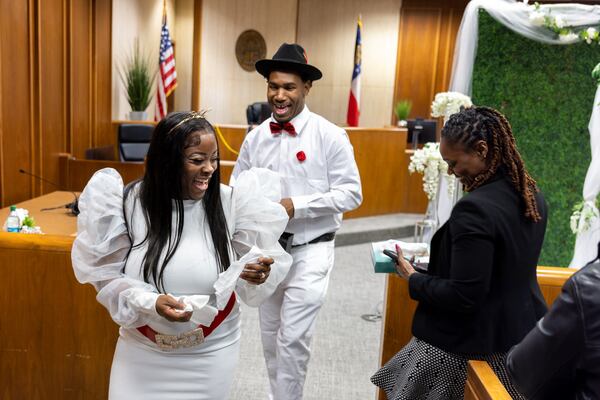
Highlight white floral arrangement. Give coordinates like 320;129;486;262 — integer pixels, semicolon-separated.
430;92;473;120
570;199;599;235
409;142;456;201
527;2;600;44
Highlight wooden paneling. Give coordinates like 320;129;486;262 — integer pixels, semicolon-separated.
58;154;235;193
0;0;33;206
401;150;429;213
0;231;118;399
377;266;576;400
71;0;93;158
191;0;202;111
39;0;67;196
0;19;3;209
92;1;113;149
346;128;423;217
393;0;469;125
0;1;112;207
214;124;247;162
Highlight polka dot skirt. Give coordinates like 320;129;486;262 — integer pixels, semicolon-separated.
371;337;525;400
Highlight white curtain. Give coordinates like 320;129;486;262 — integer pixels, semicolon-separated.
438;0;600;268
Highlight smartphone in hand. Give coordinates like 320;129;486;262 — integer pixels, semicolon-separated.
383;249;428;273
383;249;399;263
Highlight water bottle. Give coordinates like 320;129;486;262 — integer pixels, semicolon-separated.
6;205;20;233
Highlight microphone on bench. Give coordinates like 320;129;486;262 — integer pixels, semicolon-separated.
18;169;79;216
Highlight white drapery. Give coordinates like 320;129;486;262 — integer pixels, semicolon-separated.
438;0;600;268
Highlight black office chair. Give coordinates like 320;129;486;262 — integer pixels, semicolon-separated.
118;124;153;162
84;145;116;160
246;102;271;126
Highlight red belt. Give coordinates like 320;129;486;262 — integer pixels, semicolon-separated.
137;292;237;345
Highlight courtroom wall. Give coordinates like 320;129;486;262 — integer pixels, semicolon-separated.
198;0;298;125
174;0;195;112
297;0;401;127
197;0;401;127
109;0;469;126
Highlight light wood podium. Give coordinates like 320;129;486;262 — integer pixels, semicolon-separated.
0;192;118;399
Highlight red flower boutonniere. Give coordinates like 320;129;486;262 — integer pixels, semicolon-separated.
296;151;306;162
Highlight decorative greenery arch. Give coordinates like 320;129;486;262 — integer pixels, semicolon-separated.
472;10;597;266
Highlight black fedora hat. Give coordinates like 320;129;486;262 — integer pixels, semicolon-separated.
255;43;322;81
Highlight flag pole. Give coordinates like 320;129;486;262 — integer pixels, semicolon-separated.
346;14;362;127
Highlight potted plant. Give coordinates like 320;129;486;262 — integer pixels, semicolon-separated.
119;39;155;121
394;99;412;127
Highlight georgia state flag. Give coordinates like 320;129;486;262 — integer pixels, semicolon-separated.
346;16;362;127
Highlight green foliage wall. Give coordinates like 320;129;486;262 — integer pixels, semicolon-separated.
472;11;597;266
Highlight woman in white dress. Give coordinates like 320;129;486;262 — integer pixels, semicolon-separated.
71;111;292;399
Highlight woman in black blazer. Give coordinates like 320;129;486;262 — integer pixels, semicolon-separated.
372;106;548;400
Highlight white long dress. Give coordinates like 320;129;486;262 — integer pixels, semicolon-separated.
71;168;291;400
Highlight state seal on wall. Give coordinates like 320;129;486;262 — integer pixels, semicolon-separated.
235;29;267;72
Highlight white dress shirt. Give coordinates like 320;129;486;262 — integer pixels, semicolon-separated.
232;106;362;245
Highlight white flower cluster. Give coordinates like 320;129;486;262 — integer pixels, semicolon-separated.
527;2;600;45
408;142;456;201
559;32;579;43
570;199;599;234
430;92;473;120
528;10;545;27
584;27;599;44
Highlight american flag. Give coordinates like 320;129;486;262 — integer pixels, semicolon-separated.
155;12;177;121
346;15;362;127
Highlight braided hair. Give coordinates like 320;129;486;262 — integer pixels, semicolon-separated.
441;106;541;222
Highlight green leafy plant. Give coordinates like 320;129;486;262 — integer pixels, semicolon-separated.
119;39;155;112
593;62;600;86
394;100;412;121
22;215;35;228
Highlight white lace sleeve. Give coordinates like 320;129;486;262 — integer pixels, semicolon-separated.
71;168;159;328
213;168;292;308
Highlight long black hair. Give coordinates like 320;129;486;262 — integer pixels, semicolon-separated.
126;111;231;292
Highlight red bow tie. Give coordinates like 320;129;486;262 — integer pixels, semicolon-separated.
270;121;297;136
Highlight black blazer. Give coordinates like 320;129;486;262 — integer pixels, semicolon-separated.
409;170;548;355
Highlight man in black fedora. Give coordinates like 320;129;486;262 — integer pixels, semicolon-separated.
232;43;362;399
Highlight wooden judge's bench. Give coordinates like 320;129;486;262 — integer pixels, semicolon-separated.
0;192;116;399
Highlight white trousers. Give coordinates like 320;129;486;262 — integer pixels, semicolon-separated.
259;240;335;400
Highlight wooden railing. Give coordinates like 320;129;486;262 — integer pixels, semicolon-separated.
464;361;512;400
